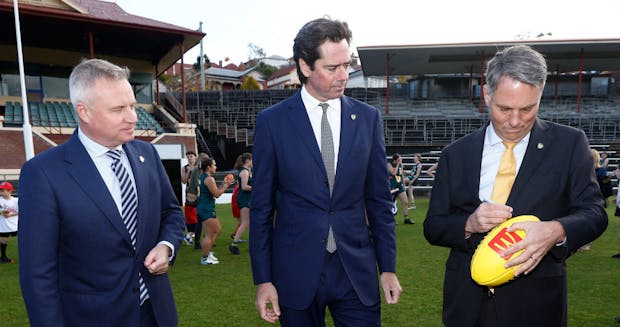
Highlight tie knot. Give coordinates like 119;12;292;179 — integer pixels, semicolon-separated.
502;141;517;150
106;149;122;162
319;103;329;113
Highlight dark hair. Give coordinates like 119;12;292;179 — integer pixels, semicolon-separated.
200;158;214;172
392;153;401;161
186;150;196;156
233;152;252;170
293;17;352;85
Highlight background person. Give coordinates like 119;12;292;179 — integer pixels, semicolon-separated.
424;45;608;326
229;152;252;255
0;181;18;264
182;150;198;245
388;153;413;224
18;58;184;326
250;17;401;326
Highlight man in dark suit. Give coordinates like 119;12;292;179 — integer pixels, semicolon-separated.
18;59;184;326
250;18;402;326
424;45;608;326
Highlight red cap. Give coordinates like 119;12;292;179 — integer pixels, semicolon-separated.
0;182;13;192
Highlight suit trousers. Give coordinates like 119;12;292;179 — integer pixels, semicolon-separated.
279;251;380;327
140;299;158;327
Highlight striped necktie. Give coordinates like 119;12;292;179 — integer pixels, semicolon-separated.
106;149;149;305
319;103;337;253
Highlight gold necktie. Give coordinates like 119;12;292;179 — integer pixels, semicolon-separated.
491;141;517;205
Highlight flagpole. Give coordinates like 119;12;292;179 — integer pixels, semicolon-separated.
13;0;35;160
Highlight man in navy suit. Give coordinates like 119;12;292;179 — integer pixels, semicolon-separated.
250;18;402;326
424;45;608;326
18;59;184;326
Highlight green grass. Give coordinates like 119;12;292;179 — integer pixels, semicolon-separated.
1;197;619;326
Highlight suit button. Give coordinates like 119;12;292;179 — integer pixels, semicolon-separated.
324;181;329;187
329;210;334;215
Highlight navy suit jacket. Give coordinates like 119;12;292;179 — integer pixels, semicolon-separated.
250;92;396;310
18;132;185;327
424;119;608;326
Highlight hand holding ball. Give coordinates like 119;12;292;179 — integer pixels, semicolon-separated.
224;173;235;184
470;215;540;287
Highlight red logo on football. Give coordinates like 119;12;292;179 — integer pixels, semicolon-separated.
487;228;523;260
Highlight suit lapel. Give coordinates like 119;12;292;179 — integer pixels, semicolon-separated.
335;97;357;186
285;94;326;175
64;133;133;246
508;119;548;204
465;127;485;202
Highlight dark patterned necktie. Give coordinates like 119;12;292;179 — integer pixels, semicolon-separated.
106;149;149;305
319;103;337;253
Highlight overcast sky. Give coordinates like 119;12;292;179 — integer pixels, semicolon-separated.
113;0;620;66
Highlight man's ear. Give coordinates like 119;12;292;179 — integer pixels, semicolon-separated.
483;84;491;108
299;58;312;79
75;103;90;123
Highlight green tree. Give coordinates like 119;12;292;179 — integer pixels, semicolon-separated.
241;76;261;90
193;54;210;72
255;62;278;80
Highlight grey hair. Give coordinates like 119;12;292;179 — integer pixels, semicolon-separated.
485;45;547;98
69;58;130;108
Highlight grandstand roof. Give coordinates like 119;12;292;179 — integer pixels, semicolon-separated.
357;39;620;76
0;0;204;74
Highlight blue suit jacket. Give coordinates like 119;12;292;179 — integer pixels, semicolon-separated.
18;132;184;327
424;119;608;326
249;92;396;310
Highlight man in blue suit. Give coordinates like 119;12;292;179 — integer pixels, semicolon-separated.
18;59;184;326
250;18;402;326
424;45;608;326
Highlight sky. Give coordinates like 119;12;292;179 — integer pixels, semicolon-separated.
113;0;620;66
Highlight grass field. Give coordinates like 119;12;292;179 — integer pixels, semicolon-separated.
1;197;619;326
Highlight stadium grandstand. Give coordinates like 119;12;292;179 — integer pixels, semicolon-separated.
177;39;620;193
0;0;205;199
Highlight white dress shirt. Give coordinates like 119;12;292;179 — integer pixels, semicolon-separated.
479;123;530;203
301;86;341;171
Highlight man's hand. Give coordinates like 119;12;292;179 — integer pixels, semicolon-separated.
501;220;566;276
256;282;280;323
380;272;402;304
465;202;513;236
144;243;171;275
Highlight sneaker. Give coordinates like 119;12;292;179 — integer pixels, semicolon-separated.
183;233;193;245
200;256;219;265
233;239;247;244
408;204;417;210
0;257;13;264
404;218;415;225
229;245;240;255
208;252;219;262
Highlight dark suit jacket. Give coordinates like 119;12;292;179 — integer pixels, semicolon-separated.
250;92;396;310
424;119;608;326
18;132;184;327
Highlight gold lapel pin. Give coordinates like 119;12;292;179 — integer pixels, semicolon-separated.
537;143;544;150
139;156;145;163
351;114;356;120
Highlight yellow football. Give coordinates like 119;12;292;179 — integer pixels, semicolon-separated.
470;215;540;287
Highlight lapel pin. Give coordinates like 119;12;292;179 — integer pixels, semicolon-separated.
537;142;544;150
351;114;356;120
139;156;145;163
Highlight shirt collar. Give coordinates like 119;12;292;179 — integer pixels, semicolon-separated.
486;122;530;147
301;85;341;113
78;128;123;159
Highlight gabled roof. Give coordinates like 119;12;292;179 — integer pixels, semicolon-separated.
0;0;204;74
269;64;296;80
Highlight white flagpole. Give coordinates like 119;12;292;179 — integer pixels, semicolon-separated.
13;0;35;160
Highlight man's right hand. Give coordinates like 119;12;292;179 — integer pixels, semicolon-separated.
465;202;513;236
256;282;281;324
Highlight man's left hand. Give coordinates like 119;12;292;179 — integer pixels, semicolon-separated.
380;272;402;304
144;243;172;275
501;220;565;276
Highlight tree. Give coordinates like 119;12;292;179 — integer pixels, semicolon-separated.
193;54;210;72
255;62;278;80
248;43;266;60
241;76;261;90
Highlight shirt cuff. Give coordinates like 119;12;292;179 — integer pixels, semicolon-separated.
158;241;175;261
